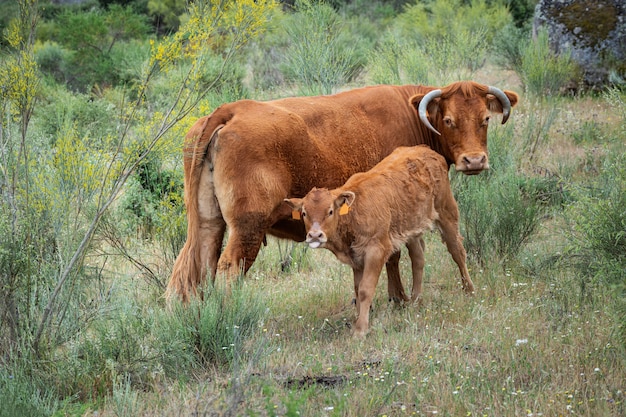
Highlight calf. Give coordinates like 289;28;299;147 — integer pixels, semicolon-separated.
284;145;474;338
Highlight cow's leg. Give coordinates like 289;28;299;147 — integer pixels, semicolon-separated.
352;268;364;315
215;166;291;287
437;207;474;293
197;162;226;282
354;247;387;338
406;235;426;303
385;252;409;303
168;162;225;302
216;213;268;285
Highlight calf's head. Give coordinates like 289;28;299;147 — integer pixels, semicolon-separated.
411;82;519;175
284;187;355;249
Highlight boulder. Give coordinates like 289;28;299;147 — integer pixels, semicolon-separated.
534;0;626;88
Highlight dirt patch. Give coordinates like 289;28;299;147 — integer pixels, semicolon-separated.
284;374;348;389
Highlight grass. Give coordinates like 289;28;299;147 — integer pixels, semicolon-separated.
59;224;624;416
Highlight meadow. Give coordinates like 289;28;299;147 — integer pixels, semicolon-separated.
0;1;624;416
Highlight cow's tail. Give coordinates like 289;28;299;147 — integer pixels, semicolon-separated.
166;107;232;303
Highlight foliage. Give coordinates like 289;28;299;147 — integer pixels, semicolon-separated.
145;0;187;33
503;0;537;28
369;0;512;85
49;4;151;91
0;361;58;417
1;0;277;368
161;283;267;368
368;24;490;86
492;22;529;71
452;122;560;266
519;28;580;96
280;0;365;95
395;0;511;46
561;89;626;346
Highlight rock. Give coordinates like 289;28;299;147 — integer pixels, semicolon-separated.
533;0;626;89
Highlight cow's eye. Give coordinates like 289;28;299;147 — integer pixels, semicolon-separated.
301;211;306;218
328;209;334;216
444;117;453;127
484;116;490;125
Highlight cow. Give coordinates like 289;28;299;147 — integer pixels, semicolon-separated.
284;145;473;337
166;81;518;302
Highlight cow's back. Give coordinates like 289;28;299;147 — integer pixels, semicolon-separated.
212;86;427;197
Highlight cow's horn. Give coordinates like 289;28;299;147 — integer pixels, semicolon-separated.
487;86;512;125
418;89;442;136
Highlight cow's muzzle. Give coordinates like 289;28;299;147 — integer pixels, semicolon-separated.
306;227;327;249
457;153;489;175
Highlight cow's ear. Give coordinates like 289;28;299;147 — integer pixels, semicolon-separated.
409;94;440;118
487;90;519;113
335;191;356;208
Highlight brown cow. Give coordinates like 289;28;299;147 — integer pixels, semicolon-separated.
166;81;518;302
284;145;473;337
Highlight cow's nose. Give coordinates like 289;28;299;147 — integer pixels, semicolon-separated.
461;154;488;173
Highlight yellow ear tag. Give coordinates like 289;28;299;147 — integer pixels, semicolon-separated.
291;210;301;220
339;203;350;216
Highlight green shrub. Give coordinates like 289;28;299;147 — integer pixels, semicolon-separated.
563;153;626;346
452;124;558;266
0;362;58;417
34;40;72;85
50;4;150;91
368;14;491;85
281;0;365;95
395;0;511;46
160;283;267;368
492;22;529;71
519;28;580;96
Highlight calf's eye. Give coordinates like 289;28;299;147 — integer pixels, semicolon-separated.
329;209;334;216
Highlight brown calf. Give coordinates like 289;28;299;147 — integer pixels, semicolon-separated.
284;145;474;338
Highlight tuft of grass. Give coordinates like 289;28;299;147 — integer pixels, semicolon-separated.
162;281;267;368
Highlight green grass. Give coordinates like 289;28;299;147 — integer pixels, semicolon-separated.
76;239;624;416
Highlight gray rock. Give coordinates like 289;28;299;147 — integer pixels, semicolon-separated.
534;0;626;88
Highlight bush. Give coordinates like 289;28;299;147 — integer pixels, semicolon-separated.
0;362;58;417
34;40;72;85
452;123;559;266
369;0;502;85
519;28;580;96
395;0;511;46
281;0;365;95
492;22;529;71
159;283;267;368
50;4;150;91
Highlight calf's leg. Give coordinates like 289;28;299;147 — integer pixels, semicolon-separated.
354;247;387;338
385;252;409;303
436;206;474;293
406;235;426;302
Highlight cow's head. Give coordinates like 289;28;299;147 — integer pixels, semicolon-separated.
284;187;355;249
410;82;519;175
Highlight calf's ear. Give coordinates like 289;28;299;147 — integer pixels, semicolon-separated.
284;198;304;220
283;198;303;211
335;191;356;209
